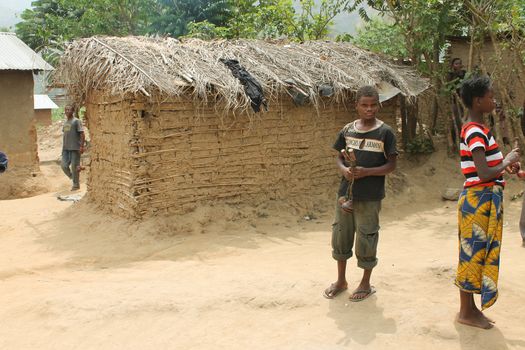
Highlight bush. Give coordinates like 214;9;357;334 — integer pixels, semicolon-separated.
406;136;434;154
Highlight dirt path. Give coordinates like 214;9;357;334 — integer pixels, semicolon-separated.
1;171;524;349
1;123;524;349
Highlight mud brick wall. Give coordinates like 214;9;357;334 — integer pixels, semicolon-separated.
85;92;399;218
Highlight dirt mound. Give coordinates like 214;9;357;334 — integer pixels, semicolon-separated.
0;167;50;200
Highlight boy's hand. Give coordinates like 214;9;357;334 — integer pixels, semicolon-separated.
349;166;369;179
342;167;353;181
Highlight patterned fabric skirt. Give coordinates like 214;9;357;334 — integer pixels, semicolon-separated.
455;185;503;310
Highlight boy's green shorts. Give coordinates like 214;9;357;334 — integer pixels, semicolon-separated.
331;196;381;269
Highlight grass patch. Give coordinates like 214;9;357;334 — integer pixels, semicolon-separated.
51;106;64;122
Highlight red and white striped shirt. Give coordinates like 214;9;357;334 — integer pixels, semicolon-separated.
459;122;505;188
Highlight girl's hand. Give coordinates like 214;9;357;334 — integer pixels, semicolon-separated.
506;161;520;174
504;148;521;165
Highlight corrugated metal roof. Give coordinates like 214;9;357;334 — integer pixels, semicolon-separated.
34;94;59;110
377;81;402;103
0;32;54;71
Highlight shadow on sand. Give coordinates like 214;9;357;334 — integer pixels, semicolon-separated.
326;293;396;347
454;321;525;350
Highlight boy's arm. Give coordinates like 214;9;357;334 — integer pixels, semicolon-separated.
350;155;397;179
351;128;397;179
336;151;353;181
76;119;86;153
472;147;520;181
79;131;85;154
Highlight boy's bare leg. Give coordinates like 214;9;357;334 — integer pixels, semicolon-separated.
351;269;372;300
457;290;492;329
324;260;348;298
333;260;348;289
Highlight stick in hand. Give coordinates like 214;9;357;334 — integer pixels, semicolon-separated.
339;148;356;213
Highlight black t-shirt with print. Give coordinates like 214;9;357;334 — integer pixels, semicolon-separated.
333;120;398;201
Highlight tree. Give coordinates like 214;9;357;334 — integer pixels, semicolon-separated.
461;0;525;148
186;0;352;41
15;0;154;63
351;18;408;58
350;0;467;151
149;0;231;37
292;0;353;41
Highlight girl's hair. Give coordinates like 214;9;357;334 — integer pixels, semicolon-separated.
356;85;379;102
460;75;492;108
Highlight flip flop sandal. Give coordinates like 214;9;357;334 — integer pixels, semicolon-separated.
323;283;347;299
349;286;376;302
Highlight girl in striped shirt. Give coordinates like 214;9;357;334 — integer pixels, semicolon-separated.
455;75;520;329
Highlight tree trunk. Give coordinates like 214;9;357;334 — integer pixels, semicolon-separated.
445;99;455;155
400;96;408;150
468;20;475;71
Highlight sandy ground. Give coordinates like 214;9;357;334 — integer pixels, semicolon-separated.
1;125;524;349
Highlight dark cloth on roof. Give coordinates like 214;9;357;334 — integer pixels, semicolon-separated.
220;59;267;112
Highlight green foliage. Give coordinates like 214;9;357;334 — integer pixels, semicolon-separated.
185;0;351;41
149;0;231;37
185;20;230;40
406;136;434;154
352;1;465;72
51;106;64;122
16;0;352;56
352;18;408;58
292;0;353;41
15;0;154;64
223;0;296;39
335;33;353;42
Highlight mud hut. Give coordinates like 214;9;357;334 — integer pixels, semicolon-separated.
0;32;53;168
34;94;59;126
0;32;54;199
57;37;427;218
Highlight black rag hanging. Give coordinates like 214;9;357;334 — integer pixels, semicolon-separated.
220;58;267;112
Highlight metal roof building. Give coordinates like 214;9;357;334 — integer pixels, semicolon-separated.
34;94;59;110
0;32;54;71
0;32;54;184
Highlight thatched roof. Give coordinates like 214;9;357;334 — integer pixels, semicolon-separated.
56;36;428;111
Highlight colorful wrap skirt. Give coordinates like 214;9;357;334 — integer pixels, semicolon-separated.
455;185;503;310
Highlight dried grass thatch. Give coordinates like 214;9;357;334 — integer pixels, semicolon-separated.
56;36;428;111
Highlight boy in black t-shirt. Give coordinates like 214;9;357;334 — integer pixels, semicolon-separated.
323;85;398;301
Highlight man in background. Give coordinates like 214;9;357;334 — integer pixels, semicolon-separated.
61;104;85;190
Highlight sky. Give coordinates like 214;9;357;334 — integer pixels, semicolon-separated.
0;0;372;35
0;0;32;28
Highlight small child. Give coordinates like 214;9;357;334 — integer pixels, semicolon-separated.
455;75;520;329
323;85;398;302
505;140;525;247
0;151;7;173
